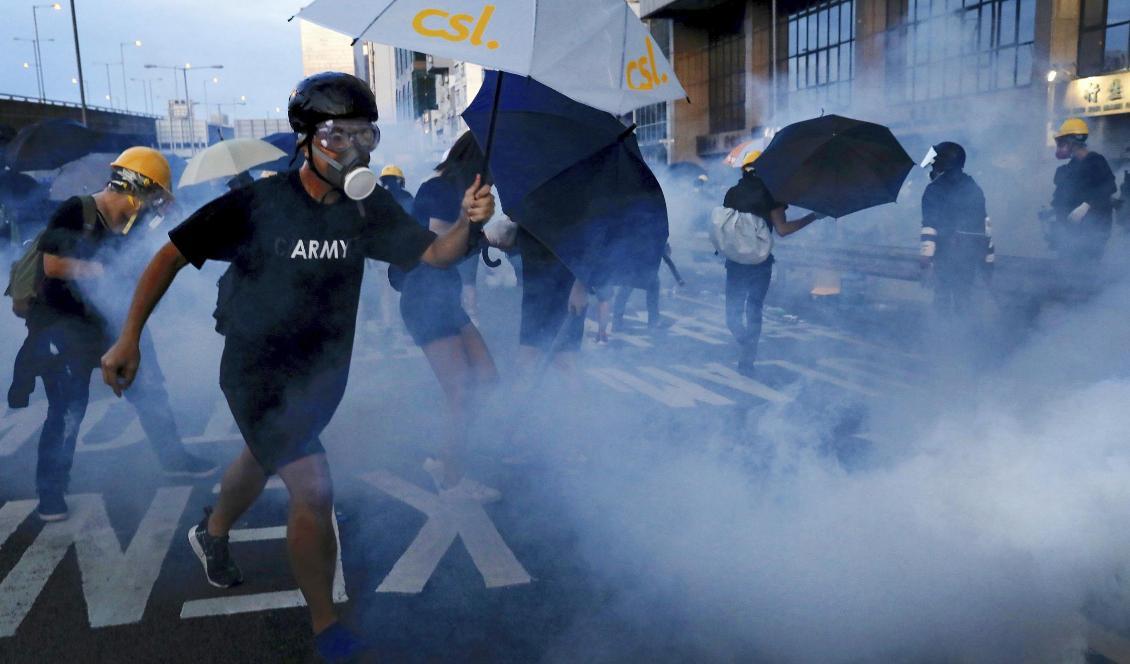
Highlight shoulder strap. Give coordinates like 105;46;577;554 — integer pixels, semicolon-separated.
78;196;99;236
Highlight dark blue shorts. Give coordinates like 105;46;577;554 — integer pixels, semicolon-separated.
399;265;471;347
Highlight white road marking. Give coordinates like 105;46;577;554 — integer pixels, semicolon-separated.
756;359;881;398
671;362;792;404
585;367;734;408
583;319;652;348
0;403;45;457
212;477;284;494
184;400;242;445
181;483;347;619
817;357;919;391
362;470;531;594
179;590;308;618
0;488;191;636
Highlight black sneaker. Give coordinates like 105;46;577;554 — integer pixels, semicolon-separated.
162;451;219;478
37;493;68;522
314;622;368;663
188;507;243;588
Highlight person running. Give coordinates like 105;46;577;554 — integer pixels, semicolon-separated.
1047;117;1117;266
611;242;680;331
18;147;216;522
99;72;495;662
723;150;823;376
395;132;500;501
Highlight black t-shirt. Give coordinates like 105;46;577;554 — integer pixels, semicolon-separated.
1053;151;1116;216
388;176;461;290
413;177;462;228
723;171;784;224
37;196;121;321
169;171;436;366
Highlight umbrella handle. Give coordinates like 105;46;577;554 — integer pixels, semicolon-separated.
481;244;501;268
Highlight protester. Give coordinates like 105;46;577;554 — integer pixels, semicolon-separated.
1046;117;1116;265
516;227;588;374
722;150;824;376
919;142;994;316
99;72;496;663
395;132;500;501
379;164;414;213
611;242;680;331
12;147;216;523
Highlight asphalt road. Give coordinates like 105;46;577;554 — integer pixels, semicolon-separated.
2;254;1110;663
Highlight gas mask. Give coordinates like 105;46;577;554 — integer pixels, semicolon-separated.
309;119;381;201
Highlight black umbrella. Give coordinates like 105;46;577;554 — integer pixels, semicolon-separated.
4;119;102;172
462;71;668;288
755;114;913;219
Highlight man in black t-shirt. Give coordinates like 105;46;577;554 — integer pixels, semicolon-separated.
23;147;216;523
1048;118;1117;266
100;72;494;662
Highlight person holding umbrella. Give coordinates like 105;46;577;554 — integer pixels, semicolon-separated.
99;72;496;662
394;131;500;501
723;150;824;377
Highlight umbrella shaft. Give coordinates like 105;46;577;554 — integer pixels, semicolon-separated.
481;71;505;174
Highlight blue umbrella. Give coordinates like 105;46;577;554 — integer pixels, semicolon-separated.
462;71;668;288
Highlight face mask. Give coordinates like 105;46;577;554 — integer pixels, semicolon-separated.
313;143;378;201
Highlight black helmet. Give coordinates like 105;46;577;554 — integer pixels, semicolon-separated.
932;141;966;172
287;72;379;135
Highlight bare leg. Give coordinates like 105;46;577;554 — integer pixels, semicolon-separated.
276;453;338;635
208;446;268;536
420;335;473;488
460;323;499;387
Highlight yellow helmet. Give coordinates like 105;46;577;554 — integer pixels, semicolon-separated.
741;149;763;168
110;147;173;196
380;165;405;180
1055;118;1089;140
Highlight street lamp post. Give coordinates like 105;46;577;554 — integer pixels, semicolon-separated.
31;3;62;100
94;61;115;108
65;0;88;125
145;63;222;155
119;40;141;112
13;37;53;99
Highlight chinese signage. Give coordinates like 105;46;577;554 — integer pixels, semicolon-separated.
1065;73;1128;117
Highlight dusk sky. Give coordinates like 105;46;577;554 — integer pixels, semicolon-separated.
0;0;308;119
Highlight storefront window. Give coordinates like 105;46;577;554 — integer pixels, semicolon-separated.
895;0;1035;102
708;32;746;133
786;0;856;110
1080;0;1130;75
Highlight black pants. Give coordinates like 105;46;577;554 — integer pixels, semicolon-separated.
933;260;976;317
724;259;773;365
35;319;183;498
613;272;661;326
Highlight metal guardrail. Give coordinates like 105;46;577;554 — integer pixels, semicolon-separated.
685;236;1098;305
0;93;159;119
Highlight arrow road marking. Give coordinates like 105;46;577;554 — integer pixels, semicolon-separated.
361;470;531;594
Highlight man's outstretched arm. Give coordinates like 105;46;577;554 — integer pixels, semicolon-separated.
101;241;188;396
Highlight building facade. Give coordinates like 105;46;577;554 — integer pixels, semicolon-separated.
641;0;1129;168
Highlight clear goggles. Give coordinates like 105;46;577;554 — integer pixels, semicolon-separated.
314;119;380;153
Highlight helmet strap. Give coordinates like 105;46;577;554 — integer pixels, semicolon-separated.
305;140;340;203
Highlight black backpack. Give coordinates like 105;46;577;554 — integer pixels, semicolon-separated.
5;196;99;318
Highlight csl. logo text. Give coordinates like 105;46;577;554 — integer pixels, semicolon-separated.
412;4;499;50
626;37;669;91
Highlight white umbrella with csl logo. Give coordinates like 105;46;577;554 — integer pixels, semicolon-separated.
292;0;686;116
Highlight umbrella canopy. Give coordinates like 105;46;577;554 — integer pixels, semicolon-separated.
296;0;684;115
4;119;102;172
755;114;914;219
48;152;118;201
463;71;668;287
178;138;287;187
